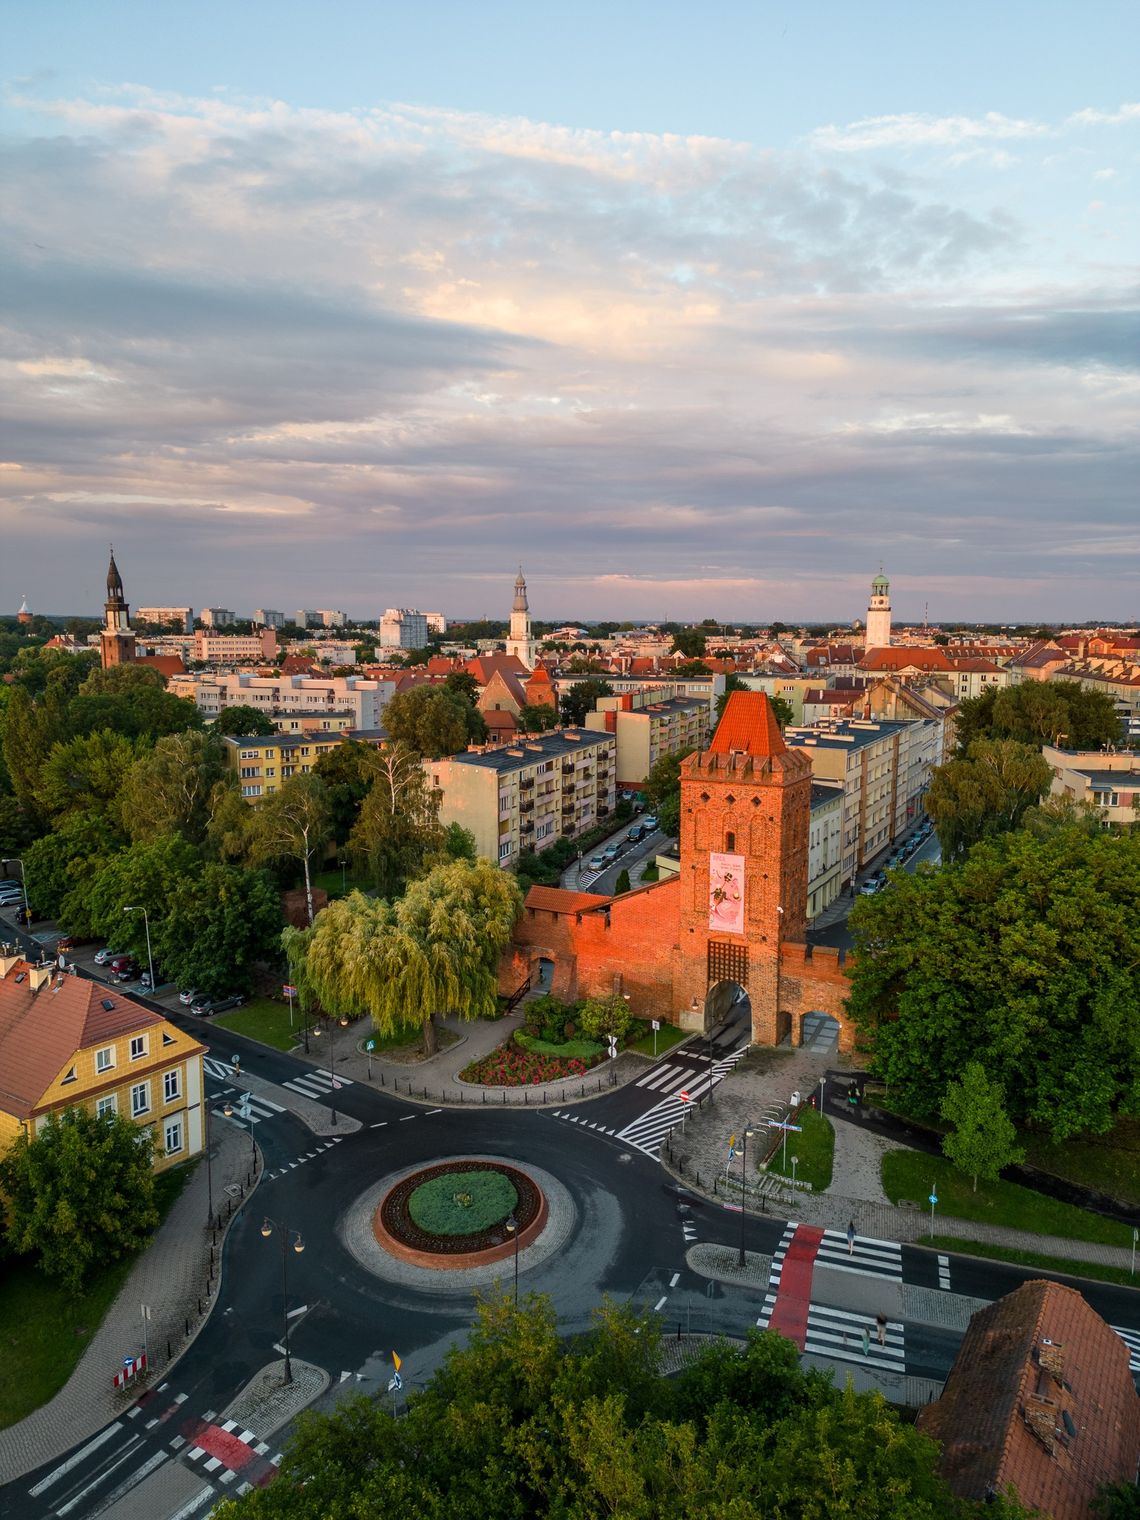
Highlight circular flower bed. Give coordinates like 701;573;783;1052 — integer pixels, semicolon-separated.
378;1161;542;1258
408;1169;518;1236
459;1044;591;1087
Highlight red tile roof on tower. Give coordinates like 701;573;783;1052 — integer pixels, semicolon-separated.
707;691;787;758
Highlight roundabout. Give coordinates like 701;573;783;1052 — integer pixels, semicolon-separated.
374;1158;547;1268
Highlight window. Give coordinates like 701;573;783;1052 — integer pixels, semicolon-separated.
163;1069;181;1103
162;1031;176;1046
499;840;513;860
164;1119;183;1155
265;766;275;777
242;784;262;797
130;1035;147;1060
130;1081;150;1117
61;1066;77;1085
96;1094;117;1119
95;1046;114;1074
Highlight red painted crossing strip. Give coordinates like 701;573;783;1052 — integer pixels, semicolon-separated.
766;1224;824;1349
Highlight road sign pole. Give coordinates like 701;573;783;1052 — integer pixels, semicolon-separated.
929;1184;938;1240
1133;1228;1137;1277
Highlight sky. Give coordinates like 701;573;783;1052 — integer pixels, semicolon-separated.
2;1;1138;624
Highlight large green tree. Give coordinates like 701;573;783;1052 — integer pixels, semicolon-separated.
925;739;1051;862
671;627;707;659
35;729;149;826
955;680;1120;755
383;685;484;757
560;678;614;727
84;835;203;952
285;858;522;1054
312;739;382;845
22;810;124;930
119;730;232;846
348;741;445;898
642;745;695;836
156;863;284;996
212;704;279;737
0;1109;158;1290
246;774;334;926
212;1294;1006;1520
848;824;1140;1139
940;1063;1025;1190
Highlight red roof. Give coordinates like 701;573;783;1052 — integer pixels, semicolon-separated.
137;653;186;678
860;646;954;672
707;691;787;758
524;886;610;915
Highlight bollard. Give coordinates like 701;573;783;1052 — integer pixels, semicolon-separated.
167;1339;172;1361
524;1090;528;1105
677;1323;681;1341
502;1090;506;1105
206;1276;212;1297
185;1317;190;1337
483;1090;486;1104
197;1298;202;1316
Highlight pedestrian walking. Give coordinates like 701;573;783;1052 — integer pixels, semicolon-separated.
846;1219;856;1256
876;1313;887;1347
862;1327;870;1357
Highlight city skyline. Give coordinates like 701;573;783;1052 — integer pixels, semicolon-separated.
3;2;1138;620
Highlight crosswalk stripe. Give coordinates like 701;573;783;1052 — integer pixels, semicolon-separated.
1114;1326;1140;1371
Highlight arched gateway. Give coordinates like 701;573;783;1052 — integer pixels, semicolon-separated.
504;692;854;1052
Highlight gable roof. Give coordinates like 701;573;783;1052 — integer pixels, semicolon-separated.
465;653;530;685
860;646;954;672
524;886;611;915
917;1279;1140;1518
137;653;187;678
707;691;787;759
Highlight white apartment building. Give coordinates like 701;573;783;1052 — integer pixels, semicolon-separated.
429;729;617;868
425;613;448;634
315;610;349;628
1044;744;1139;829
192;629;278;664
253;608;286;628
169;671;396;727
201;607;238;628
295;610;319;628
807;783;844;920
584;691;710;789
137;606;193;634
380;609;429;649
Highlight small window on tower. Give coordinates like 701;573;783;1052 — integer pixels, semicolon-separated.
725;831;735;852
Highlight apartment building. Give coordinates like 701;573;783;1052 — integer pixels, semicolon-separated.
136;606;193;634
945;658;1010;703
807;783;844;920
0;952;206;1173
170;671;395;726
425;613;448;634
785;717;933;884
428;729;617;869
253;608;286;629
295;610;319;628
201;607;238;628
584;691;710;788
192;629;278;664
315;610;349;628
380;608;429;649
1043;744;1139;829
222;731;382;799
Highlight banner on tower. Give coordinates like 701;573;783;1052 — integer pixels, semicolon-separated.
708;853;745;934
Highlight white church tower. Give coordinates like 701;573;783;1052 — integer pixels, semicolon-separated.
866;569;892;647
505;566;539;669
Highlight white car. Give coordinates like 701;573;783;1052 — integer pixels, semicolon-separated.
0;885;23;903
93;947;122;965
179;988;201;1006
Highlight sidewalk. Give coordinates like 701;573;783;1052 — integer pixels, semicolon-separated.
661;1042;1140;1277
0;1123;260;1484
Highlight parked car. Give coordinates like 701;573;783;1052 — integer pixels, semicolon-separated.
859;881;879;896
112;961;142;982
642;815;659;831
603;844;621;863
0;883;24;903
179;987;202;1006
108;954;134;973
55;935;82;952
191;993;245;1018
587;853;606;871
626;824;645;843
93;947;122;966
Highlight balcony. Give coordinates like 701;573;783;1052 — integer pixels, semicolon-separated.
563;782;576;796
520;800;535;815
520;777;535;791
521;819;534;836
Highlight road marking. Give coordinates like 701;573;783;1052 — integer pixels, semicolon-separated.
425;1108;442;1115
286;1303;308;1318
169;1436;186;1451
28;1423;123;1496
54;1437;144;1515
669;1272;680;1288
371;1122;387;1128
938;1254;951;1290
125;1406;141;1419
88;1448;168;1513
167;1486;215;1520
653;1295;668;1312
145;1418;159;1429
339;1371;352;1383
399;1114;416;1121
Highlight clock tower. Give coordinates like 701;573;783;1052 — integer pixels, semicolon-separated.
505;567;539;670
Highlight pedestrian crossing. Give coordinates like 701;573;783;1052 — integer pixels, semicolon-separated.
767;1221;903;1285
756;1295;906;1372
203;1055;236;1081
282;1068;355;1100
1114;1325;1140;1373
614;1047;749;1157
211;1092;286;1126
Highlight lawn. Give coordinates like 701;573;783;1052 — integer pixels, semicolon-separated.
515;1032;605;1060
629;1022;689;1058
213;998;301;1052
881;1149;1131;1247
312;865;369;900
926;1236;1140;1291
765;1107;834;1192
0;1163;194;1429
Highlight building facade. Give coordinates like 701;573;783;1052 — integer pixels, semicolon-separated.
1044;744;1138;828
201;607;237;628
137;606;194;634
222;731;383;800
100;549;137;669
865;571;892;648
807;783;844;920
379;609;429;650
192;629;278;664
172;671;394;727
584;691;711;789
0;953;206;1173
429;729;617;868
505;568;539;670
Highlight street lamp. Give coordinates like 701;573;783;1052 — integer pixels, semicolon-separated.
312;1012;351;1125
504;1214;520;1305
223;1093;257;1162
123;905;155;992
736;1121;756;1267
1;857;30;926
260;1217;304;1384
204;1098;215;1230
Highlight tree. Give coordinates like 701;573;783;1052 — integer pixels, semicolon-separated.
560;678;613;727
1;682;70;823
955;680;1120;756
671;628;707;659
119;730;234;846
85;835;203;952
0;1109;158;1290
614;867;631;894
940;1063;1024;1190
22;810;124;930
517;703;559;734
213;705;279;737
769;694;794;729
35;729;149;825
443;671;480;705
312;739;382;845
383;685;482;757
284;859;522;1055
848;824;1140;1140
442;822;477;863
578;992;634;1042
348;742;445;897
67;684;203;744
247;774;333;926
157;864;284;996
673;658;712;676
925;739;1050;861
643;745;695;837
714;674;749;722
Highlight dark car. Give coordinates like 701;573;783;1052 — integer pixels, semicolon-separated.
191;994;245;1018
112;961;142;982
626;824;645;843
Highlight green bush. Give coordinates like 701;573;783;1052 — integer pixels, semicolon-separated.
515;1031;604;1061
563;1020;577;1039
578;993;634;1042
408;1171;518;1236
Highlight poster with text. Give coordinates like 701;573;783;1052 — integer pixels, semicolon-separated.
708;852;745;934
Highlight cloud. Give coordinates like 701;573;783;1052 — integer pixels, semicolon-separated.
810;111;1050;154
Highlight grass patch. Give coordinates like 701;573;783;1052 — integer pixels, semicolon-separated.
214;998;299;1052
926;1236;1138;1291
765;1107;834;1192
515;1032;604;1060
629;1022;689;1058
881;1150;1131;1247
312;866;369;900
639;864;660;883
0;1161;195;1429
408;1171;518;1235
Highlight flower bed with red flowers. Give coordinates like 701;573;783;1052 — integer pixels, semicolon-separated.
459;1042;596;1087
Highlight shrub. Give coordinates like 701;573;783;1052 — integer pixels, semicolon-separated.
578;993;634;1043
408;1171;518;1235
563;1020;577;1039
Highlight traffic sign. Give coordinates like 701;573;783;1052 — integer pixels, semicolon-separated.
282;983;297;997
364;1037;377;1052
679;1089;691;1102
928;1194;938;1205
651;1019;660;1031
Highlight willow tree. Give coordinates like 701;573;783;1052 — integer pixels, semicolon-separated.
283;859;523;1054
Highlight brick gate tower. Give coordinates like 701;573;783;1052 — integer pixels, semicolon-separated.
676;691;813;1045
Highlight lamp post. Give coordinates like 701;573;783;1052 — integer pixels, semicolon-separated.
504;1214;520;1305
123;904;155;992
204;1098;215;1230
736;1122;755;1267
260;1216;305;1384
1;857;30;926
223;1094;257;1163
313;1013;350;1125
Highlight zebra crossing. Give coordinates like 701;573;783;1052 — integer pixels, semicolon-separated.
203;1055;237;1082
756;1295;906;1372
614;1046;749;1157
766;1221;903;1286
1114;1325;1140;1373
282;1067;355;1100
211;1091;286;1126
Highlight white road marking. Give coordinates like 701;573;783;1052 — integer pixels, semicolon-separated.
28;1424;123;1496
653;1295;668;1311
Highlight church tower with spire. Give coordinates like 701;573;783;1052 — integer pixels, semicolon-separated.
865;569;892;648
505;566;539;670
100;549;137;668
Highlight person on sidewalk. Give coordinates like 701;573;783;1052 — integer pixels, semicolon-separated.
847;1219;856;1255
876;1313;887;1347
